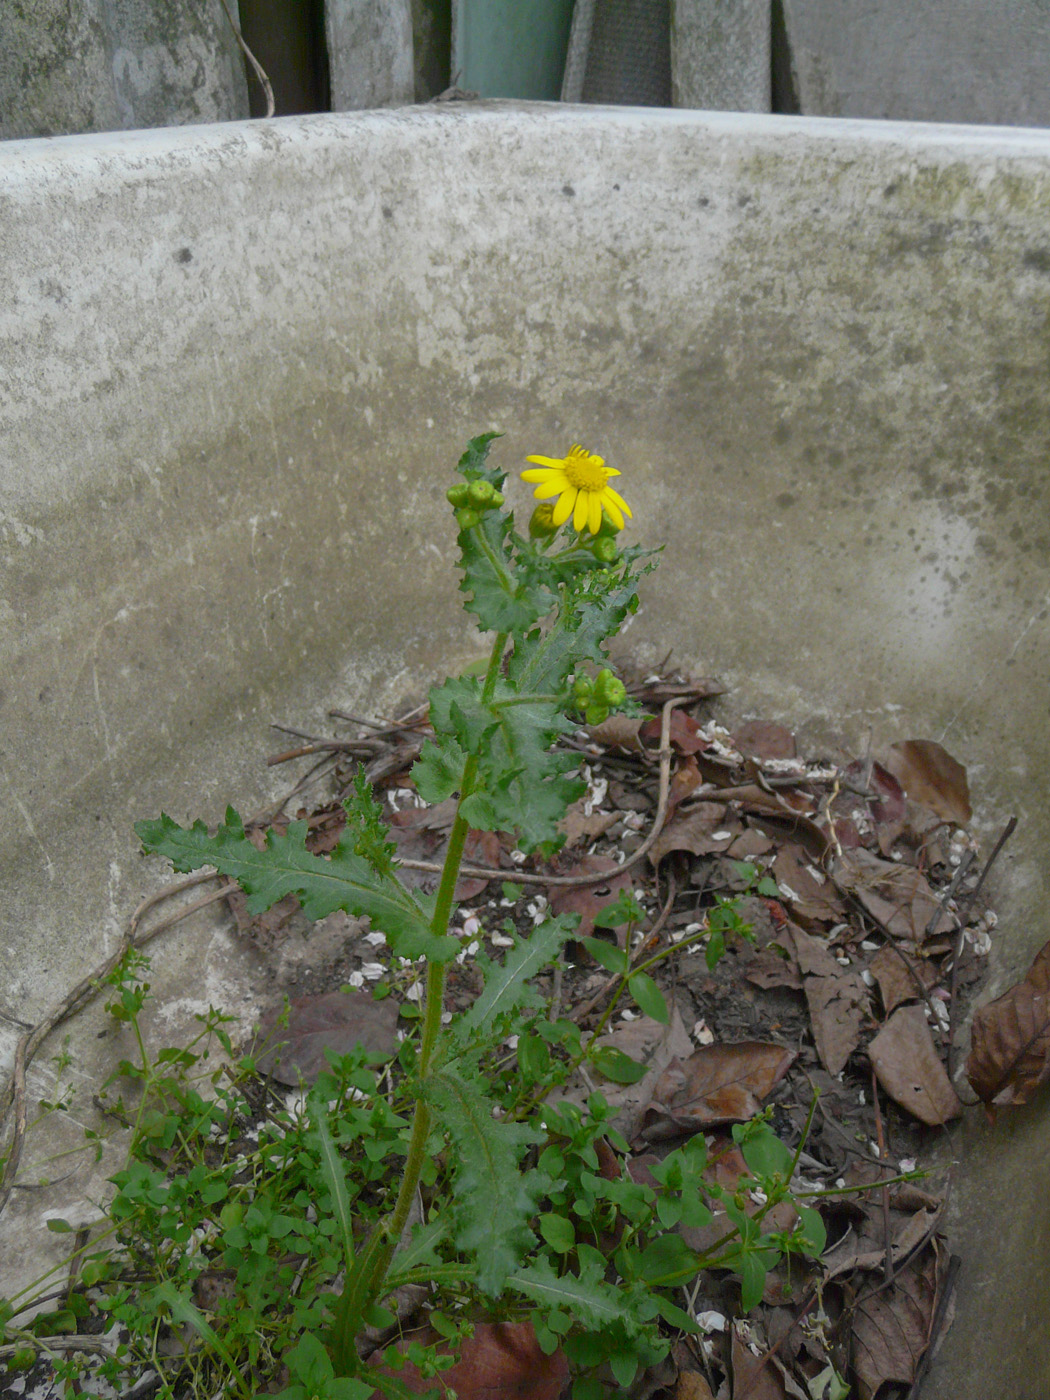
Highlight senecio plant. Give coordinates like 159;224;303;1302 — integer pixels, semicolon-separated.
124;435;826;1398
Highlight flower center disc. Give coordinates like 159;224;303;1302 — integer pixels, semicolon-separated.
564;451;608;492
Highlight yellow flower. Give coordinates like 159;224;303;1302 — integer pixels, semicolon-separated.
520;444;633;535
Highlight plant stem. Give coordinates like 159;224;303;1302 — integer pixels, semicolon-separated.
328;631;507;1374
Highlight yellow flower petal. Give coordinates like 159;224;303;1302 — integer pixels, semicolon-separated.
602;496;625;531
525;455;566;468
603;486;632;518
552;491;575;527
572;491;590;532
588;494;603;535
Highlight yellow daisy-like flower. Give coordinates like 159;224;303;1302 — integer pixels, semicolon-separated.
521;444;633;535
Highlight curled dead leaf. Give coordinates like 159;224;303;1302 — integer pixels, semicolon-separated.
642;1041;795;1139
966;938;1050;1109
881;739;971;827
368;1321;569;1399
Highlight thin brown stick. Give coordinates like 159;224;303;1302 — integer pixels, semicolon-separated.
216;0;275;116
870;1062;894;1285
0;878;233;1218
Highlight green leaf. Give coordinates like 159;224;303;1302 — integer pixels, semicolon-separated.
589;1045;648;1085
795;1204;827;1256
309;1100;354;1273
151;1282;253;1400
537;1213;577;1254
508;1253;638;1332
633;1233;700;1286
426;1068;542;1294
582;937;630;975
45;1217;73;1233
740;1125;794;1180
738;1251;768;1312
411;735;468;804
627;972;669;1024
456;915;578;1040
136;809;457;964
343;766;400;877
387;1217;450;1282
593;890;646;929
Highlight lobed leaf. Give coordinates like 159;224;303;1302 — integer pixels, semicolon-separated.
426;1068;543;1295
136;809;457;963
454;914;580;1041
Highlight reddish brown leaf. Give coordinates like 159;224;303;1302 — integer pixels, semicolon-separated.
966;938;1050;1108
867;1004;961;1126
642;1042;795;1139
851;1248;948;1400
640;709;710;755
369;1322;569;1399
587;713;649;753
666;755;706;816
676;1371;716;1400
251;990;399;1085
548;855;634;940
731;719;796;763
881;739;971;827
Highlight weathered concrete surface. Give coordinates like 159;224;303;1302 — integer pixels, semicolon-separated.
671;0;770;112
327;0;414;110
784;0;1050;126
2;106;1050;1392
0;0;249;141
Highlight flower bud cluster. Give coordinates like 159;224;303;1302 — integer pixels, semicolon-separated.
570;667;628;725
446;478;505;530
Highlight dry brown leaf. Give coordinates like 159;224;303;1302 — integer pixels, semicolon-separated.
837;848;954;943
649;802;740;865
867;1004;961;1125
675;1370;717;1400
769;846;845;928
640;708;711;755
548;855;634;940
731;719;796;762
785;924;869;1075
587;713;649;753
881;739;971;827
869;944;937;1016
557;799;620;850
642;1041;795;1139
368;1321;569;1399
730;1324;786;1399
851;1247;947;1400
966;938;1050;1108
251;990;399;1085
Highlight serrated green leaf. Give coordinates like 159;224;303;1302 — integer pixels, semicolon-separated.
627;972;669;1024
507;1255;637;1332
309;1099;354;1272
426;1068;542;1295
386;1218;450;1284
343;766;400;877
136;810;456;963
411;735;468;804
455;914;579;1041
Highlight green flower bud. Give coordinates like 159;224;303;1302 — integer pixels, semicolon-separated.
528;503;559;538
456;507;482;531
592;536;618;564
571;675;594;706
490;490;505;507
584;702;609;726
446;482;470;508
10;1347;36;1371
467;479;497;507
594;669;626;707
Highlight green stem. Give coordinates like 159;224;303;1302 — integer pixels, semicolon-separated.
328;631;508;1375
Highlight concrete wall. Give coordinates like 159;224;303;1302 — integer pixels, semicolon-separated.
0;0;249;140
2;107;1050;1393
783;0;1050;126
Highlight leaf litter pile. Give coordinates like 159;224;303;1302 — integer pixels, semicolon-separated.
222;664;1035;1400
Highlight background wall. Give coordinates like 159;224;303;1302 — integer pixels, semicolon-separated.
1;106;1050;1393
